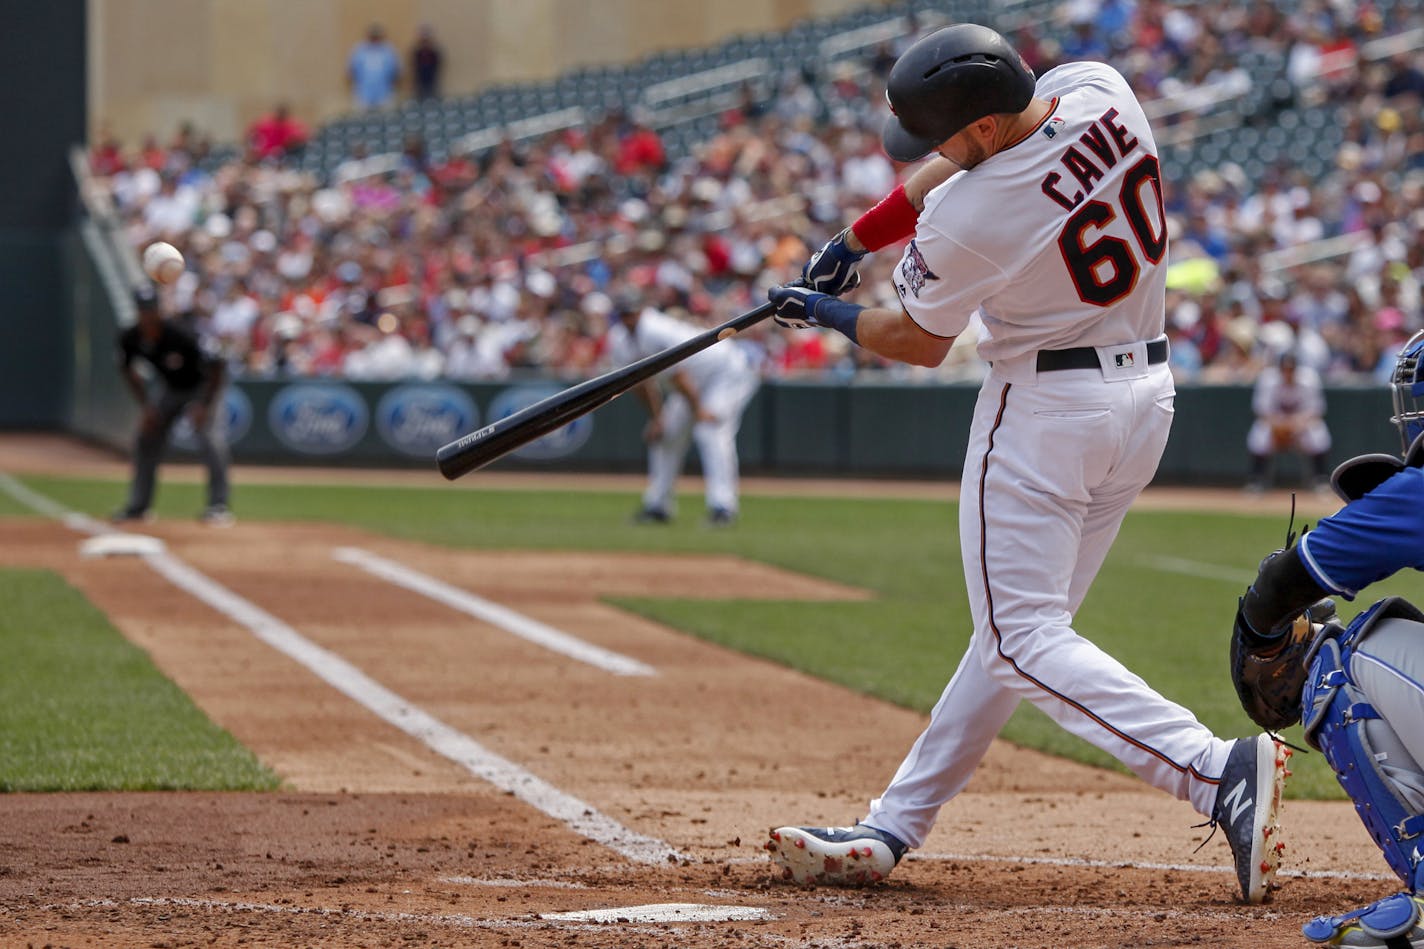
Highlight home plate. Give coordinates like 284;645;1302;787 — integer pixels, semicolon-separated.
79;533;166;558
540;903;772;924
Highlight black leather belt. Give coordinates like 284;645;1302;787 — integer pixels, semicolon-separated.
1036;338;1169;372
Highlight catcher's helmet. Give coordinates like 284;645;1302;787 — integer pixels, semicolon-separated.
1390;328;1424;452
882;24;1037;163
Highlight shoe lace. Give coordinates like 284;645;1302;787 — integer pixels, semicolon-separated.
1270;730;1310;756
1190;817;1219;854
1190;731;1302;856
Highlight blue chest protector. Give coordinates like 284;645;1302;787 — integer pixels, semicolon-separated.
1302;596;1424;893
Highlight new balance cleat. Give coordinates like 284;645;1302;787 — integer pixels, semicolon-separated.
1210;733;1290;903
1303;891;1424;947
765;824;907;886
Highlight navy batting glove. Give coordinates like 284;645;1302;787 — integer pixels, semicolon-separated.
802;229;866;295
768;284;830;329
768;283;864;344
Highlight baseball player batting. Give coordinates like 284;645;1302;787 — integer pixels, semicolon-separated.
762;24;1287;903
1231;330;1424;947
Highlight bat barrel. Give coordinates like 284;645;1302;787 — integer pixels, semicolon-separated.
435;375;617;479
435;301;774;480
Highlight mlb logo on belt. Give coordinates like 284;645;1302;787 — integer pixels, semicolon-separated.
1114;352;1135;369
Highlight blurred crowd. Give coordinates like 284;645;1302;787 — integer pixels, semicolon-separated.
85;0;1424;386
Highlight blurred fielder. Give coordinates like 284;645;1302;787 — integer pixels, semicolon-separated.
606;295;760;526
1247;351;1333;493
113;286;233;526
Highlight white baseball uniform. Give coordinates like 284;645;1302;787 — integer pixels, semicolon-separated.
607;307;760;516
864;61;1234;848
1247;363;1332;456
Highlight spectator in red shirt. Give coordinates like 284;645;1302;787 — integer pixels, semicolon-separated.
615;118;666;175
248;104;308;161
91;126;126;176
139;134;167;172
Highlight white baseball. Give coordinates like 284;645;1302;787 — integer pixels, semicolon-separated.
142;241;185;285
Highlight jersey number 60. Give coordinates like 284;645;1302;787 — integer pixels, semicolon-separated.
1057;156;1167;308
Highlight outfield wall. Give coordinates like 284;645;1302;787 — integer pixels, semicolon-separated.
79;376;1395;486
62;226;1394;484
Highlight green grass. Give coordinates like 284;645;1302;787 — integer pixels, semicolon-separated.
0;487;30;517
0;568;279;791
12;473;1403;798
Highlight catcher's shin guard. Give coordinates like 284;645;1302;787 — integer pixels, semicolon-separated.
1304;892;1424;947
1303;598;1424;893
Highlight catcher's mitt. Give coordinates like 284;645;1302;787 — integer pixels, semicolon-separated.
1230;598;1334;731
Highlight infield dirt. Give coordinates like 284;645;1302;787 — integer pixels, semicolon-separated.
0;435;1384;948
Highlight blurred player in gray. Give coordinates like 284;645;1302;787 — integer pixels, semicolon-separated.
113;286;233;526
605;295;759;526
1246;351;1332;492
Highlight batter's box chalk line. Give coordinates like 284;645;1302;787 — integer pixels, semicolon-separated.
60;897;778;931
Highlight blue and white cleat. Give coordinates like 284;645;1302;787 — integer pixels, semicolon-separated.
765;823;907;886
1210;733;1291;903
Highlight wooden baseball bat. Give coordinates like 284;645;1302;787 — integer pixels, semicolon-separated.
436;301;774;480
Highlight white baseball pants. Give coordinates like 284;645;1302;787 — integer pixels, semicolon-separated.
642;370;759;516
865;357;1234;848
1246;417;1332;456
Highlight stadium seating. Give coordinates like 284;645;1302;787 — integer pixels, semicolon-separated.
89;0;1424;385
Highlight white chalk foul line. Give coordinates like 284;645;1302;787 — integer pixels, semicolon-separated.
332;546;655;677
63;897;776;932
541;903;772;923
727;849;1393;883
71;896;488;929
141;552;682;866
0;475;682;867
1141;554;1250;585
910;850;1394;882
0;472;111;535
441;875;588;889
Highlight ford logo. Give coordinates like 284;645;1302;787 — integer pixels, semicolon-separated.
488;385;593;460
268;383;368;454
171;386;254;449
375;384;478;457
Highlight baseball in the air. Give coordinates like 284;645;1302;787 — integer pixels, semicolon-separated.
142;241;185;285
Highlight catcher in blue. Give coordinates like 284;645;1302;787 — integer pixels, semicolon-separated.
1232;329;1424;947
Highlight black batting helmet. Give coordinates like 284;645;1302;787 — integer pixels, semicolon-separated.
882;24;1037;163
